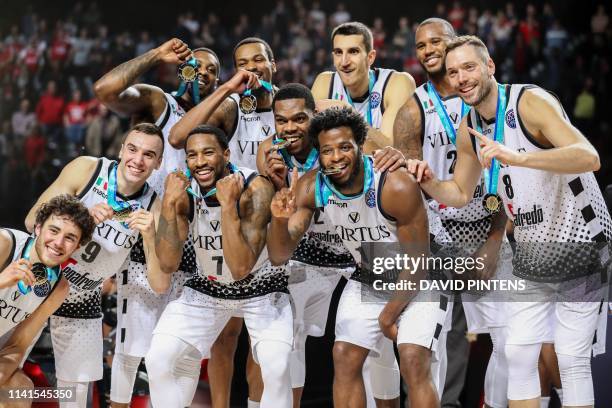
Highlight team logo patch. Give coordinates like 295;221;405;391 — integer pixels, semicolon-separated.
506;109;516;129
33;281;51;297
365;188;376;208
348;212;361;223
370;92;381;109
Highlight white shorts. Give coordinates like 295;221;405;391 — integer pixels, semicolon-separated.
50;315;103;382
396;291;452;361
505;275;607;357
115;259;171;357
335;279;388;357
288;261;346;337
152;287;293;362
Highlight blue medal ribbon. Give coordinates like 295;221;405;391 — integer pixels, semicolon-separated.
107;163;135;213
474;84;507;197
315;155;374;207
243;79;273;97
17;238;59;295
185;162;239;199
427;81;471;145
344;70;376;127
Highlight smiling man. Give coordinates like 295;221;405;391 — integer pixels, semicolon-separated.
24;123;163;408
312;21;415;152
147;125;292;408
267;107;450;408
406;35;611;408
0;195;95;404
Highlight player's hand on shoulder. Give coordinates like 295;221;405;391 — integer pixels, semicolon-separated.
406;159;435;183
0;259;35;289
270;168;299;219
315;98;350;113
373;147;406;172
156;38;191;65
126;209;155;239
216;172;244;207
264;147;289;191
164;171;190;205
89;203;115;225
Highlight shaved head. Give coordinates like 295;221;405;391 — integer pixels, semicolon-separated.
417;18;456;39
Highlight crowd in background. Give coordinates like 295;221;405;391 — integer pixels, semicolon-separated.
0;1;610;226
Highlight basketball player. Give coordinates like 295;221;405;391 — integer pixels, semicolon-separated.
268;107;450;408
170;37;277;170
146;125;292;408
407;35;610;408
393;19;509;408
93;38;220;407
257;83;406;407
24;123;163;408
170;37;278;407
0;195;94;402
312;22;419;407
312;21;415;151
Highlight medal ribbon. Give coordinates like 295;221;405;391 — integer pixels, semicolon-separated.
17;238;59;295
243;79;273;98
316;155;374;207
475;84;507;197
273;138;319;173
107;163;133;212
427;81;471;145
174;57;201;104
344;70;375;127
185;162;239;199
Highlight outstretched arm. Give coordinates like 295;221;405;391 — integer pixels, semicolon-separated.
93;38;190;119
169;70;260;149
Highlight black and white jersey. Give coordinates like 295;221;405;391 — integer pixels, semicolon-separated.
328;68;394;129
414;83;491;247
0;229;63;342
54;158;156;318
184;166;287;299
227;94;275;170
469;84;612;281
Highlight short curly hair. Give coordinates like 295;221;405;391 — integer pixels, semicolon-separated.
35;194;96;245
309;107;368;150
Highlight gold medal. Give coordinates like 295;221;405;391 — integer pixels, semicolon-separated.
178;62;198;82
483;194;501;214
322;166;343;175
239;94;257;114
113;207;134;222
31;263;49;286
270;139;291;152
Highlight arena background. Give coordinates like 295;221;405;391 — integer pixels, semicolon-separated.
0;0;611;407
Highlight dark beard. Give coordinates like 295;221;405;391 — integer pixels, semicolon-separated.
334;151;362;189
473;77;494;107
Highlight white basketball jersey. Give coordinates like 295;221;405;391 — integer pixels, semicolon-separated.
0;229;63;339
469;84;612;281
185;167;287;299
227;94;275;170
148;93;188;195
414;83;491;246
54;158;157;318
284;155;354;269
329;68;394;130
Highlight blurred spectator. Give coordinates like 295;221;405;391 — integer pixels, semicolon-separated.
545;19;568;56
48;27;70;67
70;28;93;76
18;36;45;76
82;2;101;27
331;3;351;26
518;4;541;56
135;31;155;57
35;80;64;142
574;78;596;130
371;18;387;53
591;4;609;34
449;1;466;31
434;3;447;19
392;17;415;58
24;124;45;171
477;9;494;38
63;89;88;150
310;1;326;28
11;98;36;140
84;104;122;158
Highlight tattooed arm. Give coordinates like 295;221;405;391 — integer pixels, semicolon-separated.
155;172;190;278
93;38;190;119
393;96;423;160
169;70;259;149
